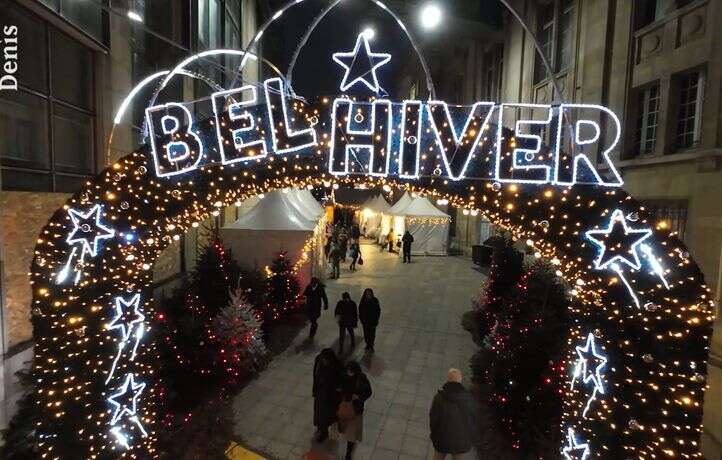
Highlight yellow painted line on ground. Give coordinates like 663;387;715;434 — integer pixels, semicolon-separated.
225;442;266;460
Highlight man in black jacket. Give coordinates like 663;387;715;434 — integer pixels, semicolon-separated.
429;369;478;459
334;292;358;353
402;231;414;263
358;288;380;352
303;277;328;338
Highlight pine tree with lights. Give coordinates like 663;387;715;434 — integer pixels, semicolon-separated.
210;289;267;381
263;251;301;323
482;262;569;457
156;235;244;414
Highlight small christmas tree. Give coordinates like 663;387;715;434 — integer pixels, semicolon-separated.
210;289;267;382
263;251;301;322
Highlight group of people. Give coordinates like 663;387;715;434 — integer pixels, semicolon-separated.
313;350;479;460
383;230;415;263
325;223;363;279
304;279;479;459
303;278;380;353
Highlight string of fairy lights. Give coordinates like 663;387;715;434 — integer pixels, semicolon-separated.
25;13;714;460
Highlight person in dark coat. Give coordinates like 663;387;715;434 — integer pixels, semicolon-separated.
429;369;478;459
351;224;361;241
358;288;380;352
303;277;329;338
313;348;341;442
337;361;372;459
402;230;414;263
334;292;358;352
328;243;341;279
349;242;361;271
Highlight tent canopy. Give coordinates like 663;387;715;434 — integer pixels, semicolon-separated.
388;192;413;214
398;197;450;218
366;194;391;212
224;191;316;231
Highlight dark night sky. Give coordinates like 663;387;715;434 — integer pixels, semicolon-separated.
263;0;413;99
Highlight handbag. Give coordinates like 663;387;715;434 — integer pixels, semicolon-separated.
337;400;355;421
358;256;363;265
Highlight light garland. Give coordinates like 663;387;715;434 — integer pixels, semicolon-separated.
25;18;713;460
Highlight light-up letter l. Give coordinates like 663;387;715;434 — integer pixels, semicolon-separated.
329;98;392;176
145;103;203;177
264;77;317;154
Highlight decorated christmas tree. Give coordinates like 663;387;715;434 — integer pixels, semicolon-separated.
479;261;569;457
263;251;301;323
210;288;267;382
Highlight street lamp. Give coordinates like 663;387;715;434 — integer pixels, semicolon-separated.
420;3;442;30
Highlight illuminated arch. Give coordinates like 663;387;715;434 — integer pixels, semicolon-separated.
27;2;713;459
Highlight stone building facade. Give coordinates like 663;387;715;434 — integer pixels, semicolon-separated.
487;0;722;457
0;0;260;431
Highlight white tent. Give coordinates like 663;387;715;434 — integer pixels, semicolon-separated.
295;189;325;217
392;197;450;256
378;192;413;244
234;194;262;218
220;190;326;285
361;194;391;238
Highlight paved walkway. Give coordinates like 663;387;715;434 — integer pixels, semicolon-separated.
232;241;485;459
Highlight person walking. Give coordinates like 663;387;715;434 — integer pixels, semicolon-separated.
349;242;361;271
402;230;414;263
358;288;380;352
337;361;372;459
429;369;478;460
328;243;341;279
386;232;394;253
312;348;341;443
303;277;329;338
339;228;349;262
334;292;358;352
351;223;361;241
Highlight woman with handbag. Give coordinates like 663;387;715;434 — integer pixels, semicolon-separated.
337;361;372;459
349;242;361;271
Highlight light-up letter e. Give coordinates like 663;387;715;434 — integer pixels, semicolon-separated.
264;78;317;154
145;103;203;177
495;103;553;184
329;98;392;176
212;85;268;164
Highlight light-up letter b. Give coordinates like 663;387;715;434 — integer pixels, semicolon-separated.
145;103;203;177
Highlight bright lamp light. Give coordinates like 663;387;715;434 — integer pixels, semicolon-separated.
420;4;442;29
362;27;375;40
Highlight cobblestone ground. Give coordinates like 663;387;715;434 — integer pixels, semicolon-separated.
232;241;485;459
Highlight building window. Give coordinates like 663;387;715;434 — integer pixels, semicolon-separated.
675;70;704;150
634;83;660;155
0;3;96;193
534;0;573;83
642;199;688;240
38;0;108;44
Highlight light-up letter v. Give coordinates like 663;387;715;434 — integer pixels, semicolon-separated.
426;101;494;181
145;103;204;177
264;77;317;155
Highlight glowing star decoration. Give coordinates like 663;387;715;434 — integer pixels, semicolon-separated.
108;373;146;425
585;209;652;271
585;209;653;307
66;204;115;259
332;32;391;93
571;333;607;417
106;294;146;384
562;428;591;460
107;294;145;342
